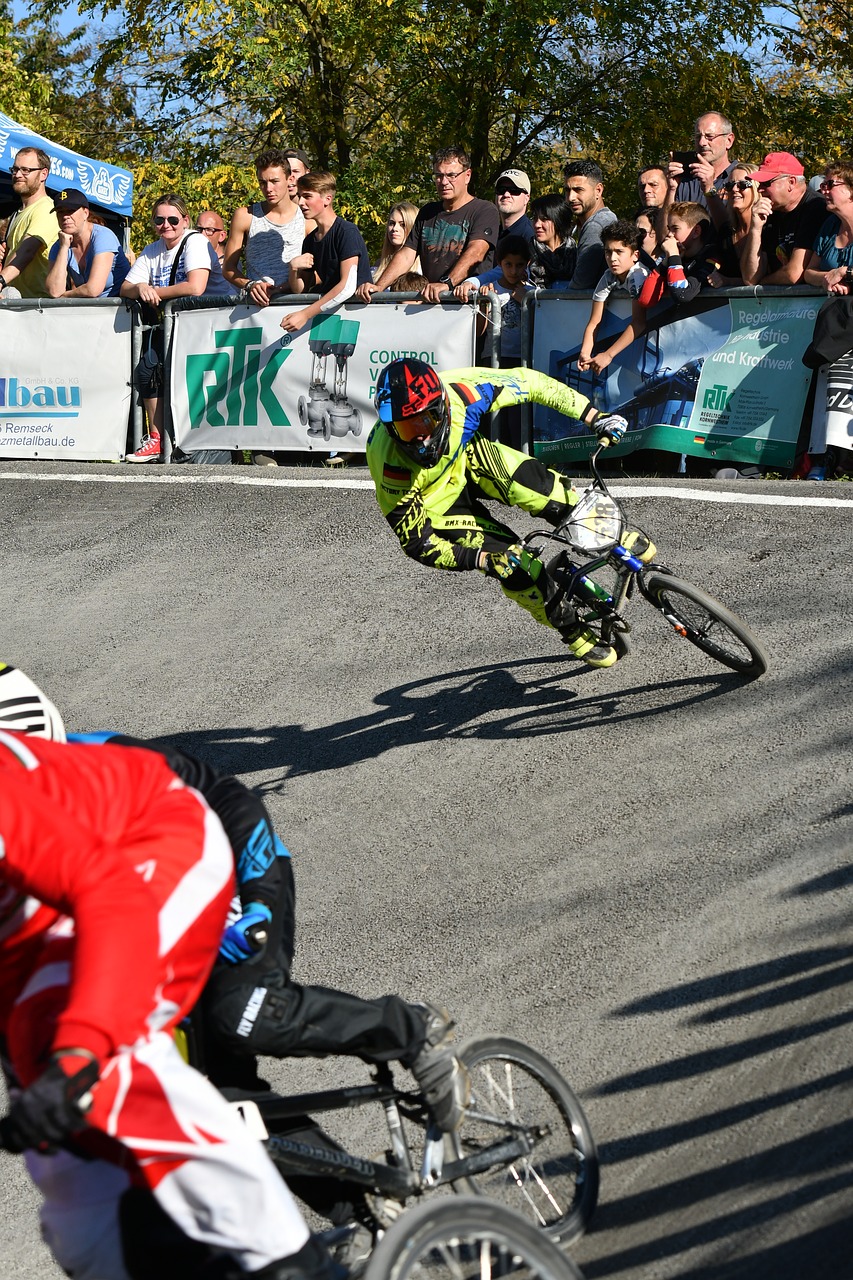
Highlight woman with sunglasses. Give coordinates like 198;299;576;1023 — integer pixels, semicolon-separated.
713;163;759;283
120;194;232;462
634;205;663;259
802;162;853;292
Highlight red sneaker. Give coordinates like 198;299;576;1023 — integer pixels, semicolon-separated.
126;434;162;463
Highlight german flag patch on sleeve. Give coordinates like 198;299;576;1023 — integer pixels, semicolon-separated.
383;462;411;485
449;381;479;406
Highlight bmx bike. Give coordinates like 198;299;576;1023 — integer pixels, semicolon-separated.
180;1024;599;1248
519;442;769;679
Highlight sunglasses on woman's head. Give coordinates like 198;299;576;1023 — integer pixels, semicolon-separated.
154;215;181;227
723;179;753;192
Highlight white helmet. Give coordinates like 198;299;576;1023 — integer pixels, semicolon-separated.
0;664;66;741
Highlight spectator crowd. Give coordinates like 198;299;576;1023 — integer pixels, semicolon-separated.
2;117;851;476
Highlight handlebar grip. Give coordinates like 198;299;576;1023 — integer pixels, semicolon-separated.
245;924;268;951
598;436;611;449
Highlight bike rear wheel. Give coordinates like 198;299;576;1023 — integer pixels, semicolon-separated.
363;1197;586;1280
643;572;768;678
448;1038;598;1245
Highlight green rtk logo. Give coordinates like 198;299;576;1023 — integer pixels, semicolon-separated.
702;383;733;413
186;329;291;428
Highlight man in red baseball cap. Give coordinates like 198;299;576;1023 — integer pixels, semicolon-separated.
741;151;828;285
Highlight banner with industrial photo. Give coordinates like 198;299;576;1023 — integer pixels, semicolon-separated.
169;300;478;453
0;303;132;460
531;292;819;470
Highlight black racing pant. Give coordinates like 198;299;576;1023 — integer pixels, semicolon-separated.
196;948;429;1226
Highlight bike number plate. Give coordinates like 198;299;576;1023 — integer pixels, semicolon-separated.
566;490;622;552
231;1099;270;1139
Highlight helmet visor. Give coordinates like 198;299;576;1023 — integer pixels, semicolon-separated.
389;401;447;443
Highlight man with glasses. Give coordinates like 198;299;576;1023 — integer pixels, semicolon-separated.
0;147;58;298
668;112;737;221
195;209;227;262
741;151;828;286
357;145;496;304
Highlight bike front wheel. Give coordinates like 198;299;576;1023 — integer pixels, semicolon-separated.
643;572;768;678
363;1197;586;1280
448;1038;598;1246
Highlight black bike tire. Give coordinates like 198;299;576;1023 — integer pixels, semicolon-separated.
611;629;633;659
449;1037;598;1246
643;572;768;678
363;1196;586;1280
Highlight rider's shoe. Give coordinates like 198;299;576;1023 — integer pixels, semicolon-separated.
622;529;656;563
410;1002;470;1132
331;1224;374;1279
248;1236;342;1280
561;624;618;668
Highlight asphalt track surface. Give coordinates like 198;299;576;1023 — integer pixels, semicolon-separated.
1;461;851;1279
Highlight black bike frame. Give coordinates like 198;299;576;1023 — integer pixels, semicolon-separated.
217;1056;541;1197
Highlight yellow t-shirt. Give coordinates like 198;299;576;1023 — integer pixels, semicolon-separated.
7;195;59;298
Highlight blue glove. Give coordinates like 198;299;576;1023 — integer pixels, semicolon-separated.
219;902;273;964
593;413;628;445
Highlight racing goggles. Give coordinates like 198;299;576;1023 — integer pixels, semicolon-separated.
389;401;447;442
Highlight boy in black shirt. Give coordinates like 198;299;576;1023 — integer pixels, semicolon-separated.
282;171;371;333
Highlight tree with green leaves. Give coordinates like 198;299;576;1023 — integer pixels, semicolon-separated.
21;0;850;249
29;0;775;235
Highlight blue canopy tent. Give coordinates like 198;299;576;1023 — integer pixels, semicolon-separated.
0;112;133;242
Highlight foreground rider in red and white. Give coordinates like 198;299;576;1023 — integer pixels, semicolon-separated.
0;662;470;1269
367;360;649;669
0;686;335;1279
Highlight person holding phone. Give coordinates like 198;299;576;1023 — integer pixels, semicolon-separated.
667;111;737;226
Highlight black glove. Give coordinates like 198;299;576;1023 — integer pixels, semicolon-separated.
591;413;628;444
0;1051;98;1153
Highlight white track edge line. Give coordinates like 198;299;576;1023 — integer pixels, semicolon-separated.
1;471;852;507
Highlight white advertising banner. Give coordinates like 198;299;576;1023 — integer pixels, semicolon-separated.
0;303;131;460
169;299;478;453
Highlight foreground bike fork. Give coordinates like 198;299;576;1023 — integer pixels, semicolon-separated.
375;1064;413;1174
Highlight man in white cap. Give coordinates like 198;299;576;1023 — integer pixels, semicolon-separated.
495;168;534;243
741;151;828;286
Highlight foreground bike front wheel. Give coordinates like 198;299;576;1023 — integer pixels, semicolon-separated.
363;1197;586;1280
448;1038;598;1246
643;572;768;678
